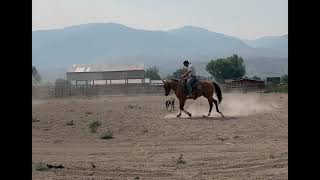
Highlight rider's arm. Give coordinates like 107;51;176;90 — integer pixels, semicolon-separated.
181;70;191;78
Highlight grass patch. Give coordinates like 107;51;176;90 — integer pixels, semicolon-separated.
264;85;288;93
85;111;93;116
142;128;148;133
34;162;49;171
177;154;186;164
100;129;113;139
89;120;102;133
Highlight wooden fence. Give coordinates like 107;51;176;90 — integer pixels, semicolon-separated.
32;83;270;99
32;84;164;99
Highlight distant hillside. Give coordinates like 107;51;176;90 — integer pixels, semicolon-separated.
242;34;288;55
32;23;288;80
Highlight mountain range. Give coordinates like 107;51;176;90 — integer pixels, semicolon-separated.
32;23;287;81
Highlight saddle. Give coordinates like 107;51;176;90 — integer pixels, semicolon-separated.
182;78;201;94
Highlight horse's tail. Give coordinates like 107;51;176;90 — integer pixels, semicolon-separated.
213;81;222;104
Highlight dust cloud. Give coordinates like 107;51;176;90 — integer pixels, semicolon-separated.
165;93;279;118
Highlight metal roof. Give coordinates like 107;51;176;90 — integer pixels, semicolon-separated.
150;80;164;84
225;76;264;83
68;64;145;73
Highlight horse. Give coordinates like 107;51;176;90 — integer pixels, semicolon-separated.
162;79;224;118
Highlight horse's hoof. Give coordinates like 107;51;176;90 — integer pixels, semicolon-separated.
188;113;192;117
177;114;181;118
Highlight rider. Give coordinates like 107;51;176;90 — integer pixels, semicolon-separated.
180;60;197;99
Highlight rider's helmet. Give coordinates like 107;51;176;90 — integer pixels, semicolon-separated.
183;60;189;67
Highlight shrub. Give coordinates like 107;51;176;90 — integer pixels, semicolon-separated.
89;120;102;133
100;129;113;139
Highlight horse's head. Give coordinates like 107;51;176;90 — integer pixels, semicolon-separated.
162;80;170;96
162;79;179;96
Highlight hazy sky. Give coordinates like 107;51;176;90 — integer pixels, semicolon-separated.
32;0;287;40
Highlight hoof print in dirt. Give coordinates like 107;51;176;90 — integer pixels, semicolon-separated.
53;139;63;144
142;128;148;134
127;104;142;109
32;117;40;122
85;111;93;115
233;135;240;139
218;137;229;141
66;120;74;126
269;154;276;159
273;164;284;168
90;162;96;168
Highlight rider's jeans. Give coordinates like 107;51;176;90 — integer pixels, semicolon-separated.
187;76;196;95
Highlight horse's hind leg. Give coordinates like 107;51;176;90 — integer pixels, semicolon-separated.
177;100;182;117
207;98;213;117
173;101;175;110
212;98;224;117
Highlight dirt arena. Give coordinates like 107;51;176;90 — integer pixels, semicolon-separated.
32;92;288;180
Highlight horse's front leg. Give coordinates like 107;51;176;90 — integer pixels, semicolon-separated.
177;111;181;117
177;99;184;117
177;99;191;118
183;109;192;117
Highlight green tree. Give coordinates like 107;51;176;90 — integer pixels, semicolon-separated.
206;54;246;82
281;74;288;83
32;66;41;85
145;66;161;80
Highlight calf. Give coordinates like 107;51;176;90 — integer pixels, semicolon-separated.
165;99;171;110
170;97;175;110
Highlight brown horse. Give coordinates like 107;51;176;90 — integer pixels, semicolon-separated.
162;79;224;118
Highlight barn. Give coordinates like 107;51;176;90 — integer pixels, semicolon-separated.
66;64;145;85
266;77;281;84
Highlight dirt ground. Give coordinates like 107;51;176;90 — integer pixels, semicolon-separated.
32;92;288;180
